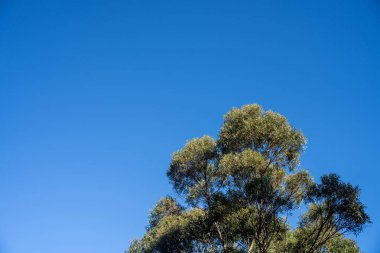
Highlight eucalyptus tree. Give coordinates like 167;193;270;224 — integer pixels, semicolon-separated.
127;104;370;253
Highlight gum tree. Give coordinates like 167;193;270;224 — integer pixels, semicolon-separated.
127;104;370;253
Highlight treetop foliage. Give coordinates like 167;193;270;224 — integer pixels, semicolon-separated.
127;104;370;253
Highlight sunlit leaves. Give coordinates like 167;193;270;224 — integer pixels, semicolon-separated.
148;196;183;229
167;135;217;206
219;104;306;171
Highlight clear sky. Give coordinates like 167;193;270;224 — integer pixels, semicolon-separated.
0;1;379;253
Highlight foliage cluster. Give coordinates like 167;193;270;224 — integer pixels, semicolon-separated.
127;104;370;253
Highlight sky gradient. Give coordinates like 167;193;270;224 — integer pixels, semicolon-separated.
1;1;379;253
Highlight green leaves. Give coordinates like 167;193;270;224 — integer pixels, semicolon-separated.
167;135;217;206
325;235;361;253
285;170;313;206
148;196;183;229
307;174;370;235
219;104;264;153
131;200;207;253
219;104;306;171
294;174;371;253
219;149;268;188
127;104;369;253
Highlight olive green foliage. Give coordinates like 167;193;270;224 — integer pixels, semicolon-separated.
127;104;370;253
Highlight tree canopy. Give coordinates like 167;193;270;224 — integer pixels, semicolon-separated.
127;104;370;253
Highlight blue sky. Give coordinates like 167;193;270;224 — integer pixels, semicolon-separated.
0;0;379;252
